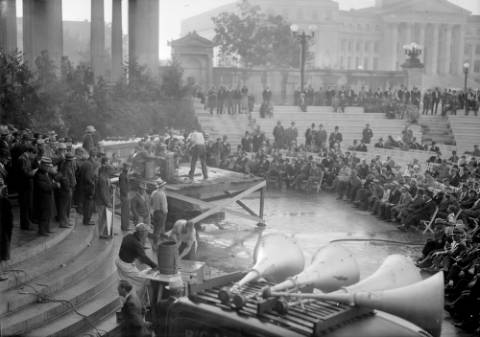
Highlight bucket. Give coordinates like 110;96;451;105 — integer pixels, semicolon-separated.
145;158;156;179
157;240;179;275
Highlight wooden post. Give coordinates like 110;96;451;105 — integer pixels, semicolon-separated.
258;187;265;227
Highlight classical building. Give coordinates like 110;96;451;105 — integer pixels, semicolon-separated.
181;0;480;88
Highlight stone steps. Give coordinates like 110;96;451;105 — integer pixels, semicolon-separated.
0;225;96;316
1;209;122;337
0;224;94;294
1;238;116;336
448;115;480;154
25;285;120;337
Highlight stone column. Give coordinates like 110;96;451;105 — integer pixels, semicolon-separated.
430;23;439;75
91;0;105;79
404;22;412;45
128;0;159;75
23;0;63;67
0;0;17;53
111;0;123;82
456;25;465;75
391;23;398;70
418;23;426;64
443;24;452;75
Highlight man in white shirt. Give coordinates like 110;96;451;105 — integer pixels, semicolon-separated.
187;129;208;180
150;179;168;250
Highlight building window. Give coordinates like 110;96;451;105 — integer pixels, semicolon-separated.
312;11;318;21
341;40;347;52
476;44;480;55
474;60;480;73
373;57;379;70
348;57;352;69
374;41;380;53
465;44;472;55
297;8;304;20
365;41;370;53
340;56;344;69
364;57;369;70
356;41;361;52
355;57;360;68
348;40;353;52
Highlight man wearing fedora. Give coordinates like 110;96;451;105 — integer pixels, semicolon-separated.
119;163;131;231
150;179;168;249
55;152;76;228
82;125;99;154
33;157;60;236
130;182;150;225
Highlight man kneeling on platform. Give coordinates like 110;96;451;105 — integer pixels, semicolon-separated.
168;220;198;260
116;223;157;299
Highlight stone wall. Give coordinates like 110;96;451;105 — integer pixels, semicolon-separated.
211;67;407;105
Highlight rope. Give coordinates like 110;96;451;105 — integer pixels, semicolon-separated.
7;269;107;337
329;238;425;246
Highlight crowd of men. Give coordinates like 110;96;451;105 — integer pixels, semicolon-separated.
204;85;255;115
291;84;480;116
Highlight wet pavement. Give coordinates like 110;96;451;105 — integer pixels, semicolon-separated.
196;189;471;337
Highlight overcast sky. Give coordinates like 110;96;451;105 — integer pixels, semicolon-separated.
16;0;480;60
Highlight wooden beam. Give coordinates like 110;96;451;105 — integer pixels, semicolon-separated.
190;180;266;224
166;189;264;223
235;200;259;217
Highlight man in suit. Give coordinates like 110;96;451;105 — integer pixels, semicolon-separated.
17;146;37;230
33;157;59;236
130;182;150;225
119;163;130;231
117;280;148;337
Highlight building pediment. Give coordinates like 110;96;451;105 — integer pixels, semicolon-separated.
170;31;214;49
381;0;470;16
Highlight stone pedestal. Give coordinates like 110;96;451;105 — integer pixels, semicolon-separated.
405;67;424;90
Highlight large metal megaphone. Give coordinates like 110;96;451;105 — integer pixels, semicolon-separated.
337;254;422;294
265;255;422;316
262;244;359;298
266;272;444;337
219;233;305;307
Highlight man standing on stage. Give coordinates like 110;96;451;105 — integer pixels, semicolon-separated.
150;178;168;250
187;129;208;180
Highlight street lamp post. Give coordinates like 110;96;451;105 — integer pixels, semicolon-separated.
463;62;470;114
290;24;317;93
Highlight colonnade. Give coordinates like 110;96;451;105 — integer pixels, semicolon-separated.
385;21;466;75
0;0;159;81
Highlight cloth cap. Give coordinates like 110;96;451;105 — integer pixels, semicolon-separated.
135;223;149;232
65;153;74;161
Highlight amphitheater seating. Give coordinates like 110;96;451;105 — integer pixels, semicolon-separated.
250;108;422;148
448;115;480;155
0;214;121;337
196;111;251;147
349;148;435;172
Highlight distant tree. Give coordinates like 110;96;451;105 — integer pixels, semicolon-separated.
0;50;36;127
212;1;300;69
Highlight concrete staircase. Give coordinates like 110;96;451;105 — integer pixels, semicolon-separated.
418;115;456;146
250;107;422;148
196;111;252;148
448;115;480;155
0;215;121;337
